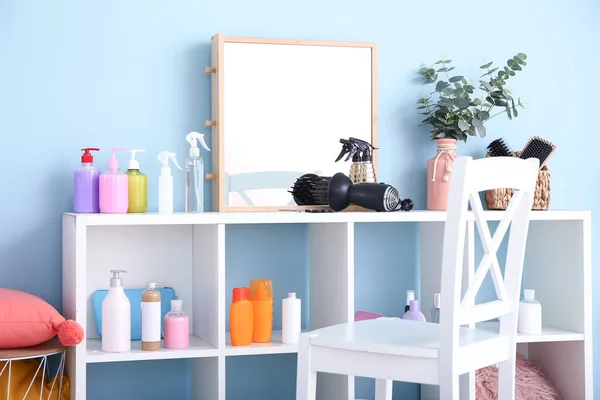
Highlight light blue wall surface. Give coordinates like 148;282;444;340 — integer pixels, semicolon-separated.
1;1;599;399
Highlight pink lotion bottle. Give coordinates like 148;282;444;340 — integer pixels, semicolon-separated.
99;148;129;214
164;299;189;349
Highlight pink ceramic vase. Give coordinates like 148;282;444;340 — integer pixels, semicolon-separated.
427;138;457;210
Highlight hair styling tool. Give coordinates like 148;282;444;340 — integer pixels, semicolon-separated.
486;138;514;157
519;136;556;169
289;173;413;212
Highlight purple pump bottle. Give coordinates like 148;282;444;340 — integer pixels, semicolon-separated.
74;148;101;213
402;300;426;322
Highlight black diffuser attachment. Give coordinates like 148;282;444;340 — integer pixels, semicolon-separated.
289;172;412;212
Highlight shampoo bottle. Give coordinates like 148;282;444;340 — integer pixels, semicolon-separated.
185;131;211;213
518;289;542;334
250;279;273;343
99;148;128;214
126;149;148;213
164;299;190;349
282;293;301;344
402;300;426;322
141;282;161;351
102;270;131;353
229;287;253;346
73;147;101;213
157;151;183;214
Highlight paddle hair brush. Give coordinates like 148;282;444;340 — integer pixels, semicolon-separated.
289;173;413;212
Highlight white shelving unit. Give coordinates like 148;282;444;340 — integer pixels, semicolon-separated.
62;210;593;400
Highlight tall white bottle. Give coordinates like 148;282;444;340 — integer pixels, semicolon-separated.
282;292;301;344
518;289;542;334
185;131;211;213
157;151;183;214
102;270;131;352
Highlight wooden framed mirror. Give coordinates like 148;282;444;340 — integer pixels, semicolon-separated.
206;33;377;212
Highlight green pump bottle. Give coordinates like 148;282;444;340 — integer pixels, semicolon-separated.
126;149;148;213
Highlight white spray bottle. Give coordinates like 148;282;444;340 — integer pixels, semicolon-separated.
185;131;211;213
157;151;183;214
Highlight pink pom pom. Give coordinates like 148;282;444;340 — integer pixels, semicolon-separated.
57;319;84;346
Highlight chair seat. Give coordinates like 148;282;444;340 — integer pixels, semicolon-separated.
308;318;505;359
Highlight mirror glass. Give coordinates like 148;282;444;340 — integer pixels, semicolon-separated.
222;41;374;208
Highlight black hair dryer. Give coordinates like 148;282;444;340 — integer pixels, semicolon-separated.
328;173;413;212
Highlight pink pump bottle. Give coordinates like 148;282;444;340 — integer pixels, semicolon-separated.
99;148;129;214
164;300;189;349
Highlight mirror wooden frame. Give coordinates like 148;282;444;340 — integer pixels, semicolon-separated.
206;33;378;212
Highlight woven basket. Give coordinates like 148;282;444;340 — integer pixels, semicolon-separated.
484;153;550;211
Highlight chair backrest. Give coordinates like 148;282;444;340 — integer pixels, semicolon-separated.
226;171;307;206
439;156;539;350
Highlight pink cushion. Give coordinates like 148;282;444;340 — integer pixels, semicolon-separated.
0;288;66;349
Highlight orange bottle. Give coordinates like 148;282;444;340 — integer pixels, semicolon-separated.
229;287;253;346
250;279;273;343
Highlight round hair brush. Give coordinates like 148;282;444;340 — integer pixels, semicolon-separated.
289;173;413;212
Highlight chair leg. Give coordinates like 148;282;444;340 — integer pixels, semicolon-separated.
296;334;317;400
439;372;459;400
497;354;516;400
374;379;392;400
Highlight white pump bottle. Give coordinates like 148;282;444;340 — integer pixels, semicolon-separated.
185;131;211;213
102;270;131;353
157;151;183;214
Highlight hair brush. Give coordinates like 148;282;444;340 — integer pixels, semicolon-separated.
519;136;556;169
486;138;514;157
289;173;413;212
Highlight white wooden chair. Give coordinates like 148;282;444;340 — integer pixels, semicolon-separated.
295;156;539;400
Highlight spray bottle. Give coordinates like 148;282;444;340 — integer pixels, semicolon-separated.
126;149;147;213
157;151;183;214
99;148;129;214
185;131;211;213
335;139;361;183
349;138;377;183
74;147;101;213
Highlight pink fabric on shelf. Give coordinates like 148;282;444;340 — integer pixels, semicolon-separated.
354;310;384;321
476;353;560;399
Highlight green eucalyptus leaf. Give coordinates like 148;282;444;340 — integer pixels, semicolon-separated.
458;119;470;132
479;81;493;91
494;99;508;107
435;60;444;64
480;111;490;120
468;125;476;136
444;60;452;63
449;75;464;83
442;88;454;96
454;88;464;96
455;98;470;109
417;105;427;109
446;67;455;72
472;118;483;127
461;78;468;84
419;67;427;74
508;70;515;76
475;124;487;137
506;104;513;120
517;53;527;60
473;98;483;106
435;81;450;91
437;67;448;72
480;61;493;69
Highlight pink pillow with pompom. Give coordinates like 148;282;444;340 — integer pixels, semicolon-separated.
0;288;84;349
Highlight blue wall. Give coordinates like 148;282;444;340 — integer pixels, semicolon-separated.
1;1;599;399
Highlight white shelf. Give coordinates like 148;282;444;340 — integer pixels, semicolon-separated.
63;209;591;226
224;330;299;356
86;335;219;363
476;322;584;343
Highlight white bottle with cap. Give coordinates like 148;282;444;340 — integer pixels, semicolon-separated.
282;293;301;344
157;151;183;214
102;270;131;353
518;289;542;334
404;290;415;314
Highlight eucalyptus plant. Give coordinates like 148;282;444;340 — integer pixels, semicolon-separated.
417;53;527;142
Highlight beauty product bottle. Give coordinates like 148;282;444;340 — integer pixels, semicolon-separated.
250;279;273;343
185;131;211;213
102;270;131;352
157;151;183;214
229;287;253;346
73;148;101;213
402;300;426;322
164;299;190;349
404;290;415;314
126;149;148;213
141;282;161;351
282;292;301;344
430;293;441;323
518;289;542;334
99;148;128;214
